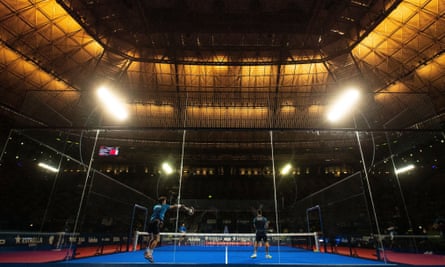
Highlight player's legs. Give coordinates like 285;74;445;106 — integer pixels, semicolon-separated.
149;233;160;249
144;237;154;262
145;220;161;263
250;240;258;258
265;240;272;259
251;233;262;258
179;234;186;246
144;233;154;256
145;234;159;263
257;233;271;259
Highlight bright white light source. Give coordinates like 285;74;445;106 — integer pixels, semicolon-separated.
395;164;415;174
97;86;128;121
327;89;360;122
162;163;173;175
38;162;59;173
281;163;292;175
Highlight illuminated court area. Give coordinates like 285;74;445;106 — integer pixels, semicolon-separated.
66;246;388;266
1;230;444;266
1;0;445;266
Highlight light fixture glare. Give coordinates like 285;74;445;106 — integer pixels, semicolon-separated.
162;163;173;175
327;89;360;122
395;164;415;174
96;86;128;121
38;162;59;173
281;163;292;175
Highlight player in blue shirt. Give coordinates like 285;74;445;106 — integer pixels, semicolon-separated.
178;223;187;246
251;209;272;259
144;196;193;263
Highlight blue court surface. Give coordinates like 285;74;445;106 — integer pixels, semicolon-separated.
60;245;394;266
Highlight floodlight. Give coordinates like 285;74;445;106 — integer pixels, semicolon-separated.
38;162;59;173
395;164;415;174
162;162;173;175
96;86;128;121
280;163;292;175
327;89;360;122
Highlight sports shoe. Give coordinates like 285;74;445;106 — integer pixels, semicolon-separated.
145;255;154;263
265;254;272;259
144;252;154;263
250;253;257;259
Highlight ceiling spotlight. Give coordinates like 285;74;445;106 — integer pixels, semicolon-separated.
162;162;173;175
96;86;128;121
38;162;59;173
395;164;415;174
280;163;292;175
327;88;360;122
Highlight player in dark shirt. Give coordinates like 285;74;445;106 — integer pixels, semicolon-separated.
251;209;272;259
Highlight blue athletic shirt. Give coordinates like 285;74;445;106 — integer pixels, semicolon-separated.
150;203;171;221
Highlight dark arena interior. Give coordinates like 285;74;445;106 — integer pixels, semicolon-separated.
0;0;444;266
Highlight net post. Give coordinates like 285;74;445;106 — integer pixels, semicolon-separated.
127;204;148;251
314;232;320;252
133;231;142;251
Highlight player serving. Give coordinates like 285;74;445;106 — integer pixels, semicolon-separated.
144;196;193;263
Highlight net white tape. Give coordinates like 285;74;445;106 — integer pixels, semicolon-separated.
133;231;319;252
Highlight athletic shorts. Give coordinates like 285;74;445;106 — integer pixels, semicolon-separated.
255;231;268;242
148;219;163;235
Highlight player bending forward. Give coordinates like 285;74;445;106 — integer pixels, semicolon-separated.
251;209;272;259
144;196;193;263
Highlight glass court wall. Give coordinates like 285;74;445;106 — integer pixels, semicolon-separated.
0;127;444;261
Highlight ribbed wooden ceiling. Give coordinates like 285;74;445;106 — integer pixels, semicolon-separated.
0;0;444;170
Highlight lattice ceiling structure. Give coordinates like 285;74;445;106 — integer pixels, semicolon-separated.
0;0;444;183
